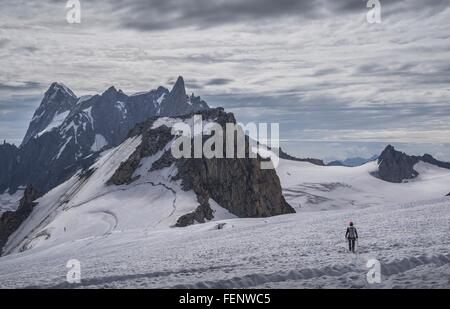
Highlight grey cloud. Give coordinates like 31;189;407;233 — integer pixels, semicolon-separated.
108;0;450;31
15;46;40;54
185;82;204;90
205;78;233;86
0;82;43;92
354;61;450;85
118;0;319;31
206;91;450;133
0;39;11;48
166;77;204;90
311;68;341;77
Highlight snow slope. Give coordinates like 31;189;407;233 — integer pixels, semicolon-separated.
0;195;448;288
0;158;449;288
36;110;71;137
277;159;450;212
2;135;235;255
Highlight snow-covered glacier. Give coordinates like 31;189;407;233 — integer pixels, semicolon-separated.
0;155;449;288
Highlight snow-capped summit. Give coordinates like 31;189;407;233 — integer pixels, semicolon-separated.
21;83;78;146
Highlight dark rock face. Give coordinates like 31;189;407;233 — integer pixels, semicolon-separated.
0;142;18;192
22;83;78;146
0;76;209;195
376;145;419;183
420;154;450;169
108;127;174;186
6;131;98;195
175;204;214;227
376;145;450;183
0;185;39;254
159;77;209;116
176;155;294;218
277;148;325;166
109;108;295;225
446;192;450;196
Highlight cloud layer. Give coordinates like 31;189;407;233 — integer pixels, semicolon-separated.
0;0;449;160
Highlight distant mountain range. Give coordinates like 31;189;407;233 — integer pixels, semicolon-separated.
0;77;208;195
277;148;325;166
327;155;378;167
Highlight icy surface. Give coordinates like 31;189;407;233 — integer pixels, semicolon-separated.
0;196;448;288
277;159;450;212
0;157;449;288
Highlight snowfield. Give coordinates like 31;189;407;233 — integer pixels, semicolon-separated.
278;159;450;212
0;189;24;213
0;157;449;289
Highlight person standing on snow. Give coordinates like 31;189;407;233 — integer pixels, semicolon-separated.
345;222;358;253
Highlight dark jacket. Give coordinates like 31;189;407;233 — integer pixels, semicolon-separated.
346;226;358;239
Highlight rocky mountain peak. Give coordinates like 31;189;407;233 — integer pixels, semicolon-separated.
159;76;209;116
4;77;211;195
376;145;450;183
277;148;325;166
101;86;125;101
103;85;119;94
109;108;295;226
171;76;187;98
43;82;77;107
48;82;76;98
376;145;419;183
21;83;78;146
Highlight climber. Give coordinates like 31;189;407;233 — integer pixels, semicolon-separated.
345;222;358;253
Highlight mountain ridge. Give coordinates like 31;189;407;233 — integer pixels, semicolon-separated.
376;145;450;183
0;76;209;195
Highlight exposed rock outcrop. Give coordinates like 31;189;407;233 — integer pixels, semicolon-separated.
108;108;295;225
175;204;214;227
420;154;450;170
376;145;419;183
159;76;209;116
0;142;18;193
277;148;325;166
376;145;450;183
108;126;174;186
22;83;78;146
0;185;39;255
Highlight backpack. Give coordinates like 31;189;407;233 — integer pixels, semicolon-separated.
348;226;357;238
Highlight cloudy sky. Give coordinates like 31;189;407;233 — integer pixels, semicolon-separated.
1;0;449;161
